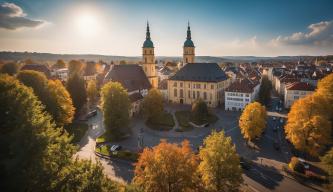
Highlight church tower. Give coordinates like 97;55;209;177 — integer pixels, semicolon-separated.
142;22;158;88
183;22;195;64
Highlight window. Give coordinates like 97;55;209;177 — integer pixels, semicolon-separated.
188;83;190;88
174;89;177;97
210;93;212;100
245;94;249;97
211;84;214;89
180;89;184;98
245;99;249;102
203;92;207;100
193;91;196;99
173;82;177;87
180;82;183;87
145;58;147;63
294;96;299;99
197;91;200;98
197;84;201;89
188;90;191;98
204;84;206;89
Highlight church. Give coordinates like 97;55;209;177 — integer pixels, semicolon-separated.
167;24;231;107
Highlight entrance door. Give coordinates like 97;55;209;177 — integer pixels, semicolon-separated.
180;99;184;104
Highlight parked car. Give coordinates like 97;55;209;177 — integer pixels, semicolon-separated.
110;145;122;152
86;110;97;118
240;157;251;170
298;158;310;169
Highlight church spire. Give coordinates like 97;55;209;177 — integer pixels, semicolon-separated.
187;21;191;40
146;21;151;40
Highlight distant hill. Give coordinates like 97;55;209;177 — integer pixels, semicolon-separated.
0;51;326;63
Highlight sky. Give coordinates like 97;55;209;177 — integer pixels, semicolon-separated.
0;0;332;57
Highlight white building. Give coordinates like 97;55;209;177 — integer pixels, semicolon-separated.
284;82;315;108
224;79;260;111
54;68;68;81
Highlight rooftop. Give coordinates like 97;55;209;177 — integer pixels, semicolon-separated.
285;82;315;91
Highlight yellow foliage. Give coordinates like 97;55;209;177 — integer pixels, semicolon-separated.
133;140;199;192
239;102;267;141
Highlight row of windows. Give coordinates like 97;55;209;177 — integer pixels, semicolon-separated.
226;97;243;101
173;82;216;90
144;50;154;54
174;89;213;100
226;92;250;97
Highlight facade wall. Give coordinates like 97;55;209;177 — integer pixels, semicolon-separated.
183;47;195;64
142;47;158;88
224;84;260;111
167;79;231;107
284;89;313;108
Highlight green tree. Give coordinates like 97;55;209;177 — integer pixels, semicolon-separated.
53;59;66;69
142;88;164;120
66;72;87;113
258;76;272;106
17;70;74;126
239;102;267;141
101;82;130;139
191;99;209;124
199;130;242;192
87;80;98;106
0;62;19;75
68;60;83;75
0;74;120;191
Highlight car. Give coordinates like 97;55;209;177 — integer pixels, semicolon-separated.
273;141;280;151
86;110;97;118
273;117;277;120
110;145;122;152
273;126;278;132
204;123;210;127
240;157;251;170
298;158;310;169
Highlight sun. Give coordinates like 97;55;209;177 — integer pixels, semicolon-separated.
75;12;100;37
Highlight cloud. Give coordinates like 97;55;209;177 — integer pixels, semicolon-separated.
272;20;333;47
0;2;44;30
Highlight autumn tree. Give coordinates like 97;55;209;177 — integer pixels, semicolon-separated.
133;140;200;192
142;88;164;120
316;73;333;117
191;99;209;124
258;76;272;106
285;94;331;157
0;74;119;191
66;72;87;112
101;82;130;139
321;147;333;190
199;130;243;192
53;59;66;69
239;102;267;141
68;60;83;75
87;80;98;106
17;70;74;126
0;62;19;75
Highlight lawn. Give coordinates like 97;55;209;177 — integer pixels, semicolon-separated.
146;112;175;131
175;110;218;128
65;122;89;143
95;145;139;162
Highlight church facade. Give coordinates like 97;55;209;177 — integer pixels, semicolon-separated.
167;24;231;107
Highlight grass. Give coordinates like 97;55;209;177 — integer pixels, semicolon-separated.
175;111;193;132
175;110;218;128
95;145;138;161
65;122;89;143
146;112;175;131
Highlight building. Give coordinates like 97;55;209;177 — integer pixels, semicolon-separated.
284;82;315;108
168;63;230;107
224;79;260;111
104;64;151;116
54;68;68;81
142;22;158;88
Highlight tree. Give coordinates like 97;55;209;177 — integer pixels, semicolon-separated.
47;79;75;126
101;82;130;139
66;72;87;112
239;102;267;141
258;76;272;106
0;62;19;75
142;88;164;120
321;147;333;190
191;99;209;124
53;59;66;69
0;74;120;191
133;140;200;192
316;73;333;116
198;130;242;192
87;80;98;106
68;60;83;75
285;94;331;157
17;70;74;126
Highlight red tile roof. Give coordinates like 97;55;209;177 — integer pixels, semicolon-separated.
225;79;259;93
285;82;315;91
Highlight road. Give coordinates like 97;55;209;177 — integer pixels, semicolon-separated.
75;104;318;191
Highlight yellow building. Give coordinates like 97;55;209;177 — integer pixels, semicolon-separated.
142;22;158;88
167;24;230;107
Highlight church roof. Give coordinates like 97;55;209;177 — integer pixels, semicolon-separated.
169;63;228;82
104;64;151;92
184;23;194;47
143;22;154;48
